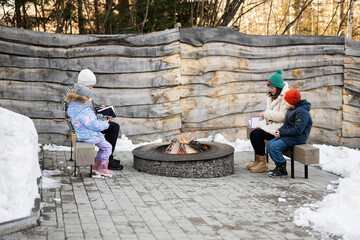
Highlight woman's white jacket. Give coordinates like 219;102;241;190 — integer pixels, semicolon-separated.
261;82;289;135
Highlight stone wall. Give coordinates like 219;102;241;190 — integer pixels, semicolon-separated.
0;26;359;148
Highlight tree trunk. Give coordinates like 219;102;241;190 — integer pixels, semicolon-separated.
100;0;113;34
78;0;85;34
347;0;356;38
21;2;27;29
267;0;273;34
83;0;93;33
216;0;244;26
141;0;150;33
129;0;137;27
41;0;46;31
94;0;99;33
322;1;340;35
55;0;65;33
190;1;194;27
15;0;22;28
282;0;313;35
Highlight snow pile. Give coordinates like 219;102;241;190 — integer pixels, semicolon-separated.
197;133;253;152
42;170;62;189
293;144;360;239
114;135;162;151
0;107;41;223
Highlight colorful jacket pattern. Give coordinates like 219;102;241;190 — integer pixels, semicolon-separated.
66;93;109;144
62;82;108;132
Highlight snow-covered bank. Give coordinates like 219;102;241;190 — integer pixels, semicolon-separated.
0;107;41;223
293;144;360;239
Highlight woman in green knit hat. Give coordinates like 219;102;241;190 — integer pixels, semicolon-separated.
247;69;289;173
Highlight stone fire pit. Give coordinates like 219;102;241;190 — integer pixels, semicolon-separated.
132;142;234;178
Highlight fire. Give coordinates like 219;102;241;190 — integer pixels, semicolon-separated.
179;133;193;143
165;134;208;155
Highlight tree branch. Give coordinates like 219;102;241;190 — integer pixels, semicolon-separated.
281;0;313;35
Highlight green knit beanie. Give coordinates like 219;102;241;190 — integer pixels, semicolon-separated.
267;69;284;88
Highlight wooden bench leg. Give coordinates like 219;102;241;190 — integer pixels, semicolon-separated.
290;147;295;179
74;160;77;177
304;165;308;179
69;138;74;161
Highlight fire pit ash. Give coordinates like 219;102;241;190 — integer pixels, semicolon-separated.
132;141;235;178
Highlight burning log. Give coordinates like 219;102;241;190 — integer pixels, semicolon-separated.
165;139;208;154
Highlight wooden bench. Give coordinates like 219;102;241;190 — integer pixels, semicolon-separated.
281;144;319;179
71;134;95;177
247;127;320;178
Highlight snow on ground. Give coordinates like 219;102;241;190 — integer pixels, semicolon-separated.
293;144;360;240
0;107;41;223
42;170;62;189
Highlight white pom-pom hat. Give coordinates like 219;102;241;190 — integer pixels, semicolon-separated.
77;69;97;86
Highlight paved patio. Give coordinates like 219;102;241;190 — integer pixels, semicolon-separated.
1;149;339;240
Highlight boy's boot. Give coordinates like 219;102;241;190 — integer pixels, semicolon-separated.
269;162;288;177
267;165;277;175
250;155;268;173
247;155;260;170
92;158;101;175
98;161;114;177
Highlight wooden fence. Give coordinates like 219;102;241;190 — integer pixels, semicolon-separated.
0;26;359;148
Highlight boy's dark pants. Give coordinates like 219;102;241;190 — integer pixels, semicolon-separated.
101;121;120;161
250;128;275;155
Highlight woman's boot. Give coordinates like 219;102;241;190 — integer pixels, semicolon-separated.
249;155;268;173
247;155;260;170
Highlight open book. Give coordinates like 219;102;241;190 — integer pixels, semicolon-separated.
97;105;116;117
249;116;267;129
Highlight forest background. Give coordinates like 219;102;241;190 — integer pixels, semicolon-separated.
0;0;359;40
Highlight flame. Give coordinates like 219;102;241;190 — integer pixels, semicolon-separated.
179;133;193;143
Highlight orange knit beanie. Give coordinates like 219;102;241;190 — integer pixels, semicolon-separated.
284;89;301;105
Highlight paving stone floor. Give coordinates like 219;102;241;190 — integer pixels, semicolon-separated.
1;150;340;240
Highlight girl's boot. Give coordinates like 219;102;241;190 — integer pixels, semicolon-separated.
92;158;101;175
98;160;114;177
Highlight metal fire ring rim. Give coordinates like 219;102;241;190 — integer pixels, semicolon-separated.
132;141;235;162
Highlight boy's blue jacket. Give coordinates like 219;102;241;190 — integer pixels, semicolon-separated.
278;99;313;146
66;93;109;144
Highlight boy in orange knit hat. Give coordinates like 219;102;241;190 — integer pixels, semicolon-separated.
267;89;313;177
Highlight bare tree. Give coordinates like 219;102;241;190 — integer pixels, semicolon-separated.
281;0;313;35
100;0;114;34
216;0;245;26
322;1;340;35
267;0;273;34
140;0;150;33
347;0;357;38
337;0;354;35
233;1;266;25
15;0;22;28
83;0;93;33
55;0;65;33
94;0;99;33
77;0;85;33
276;2;290;34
